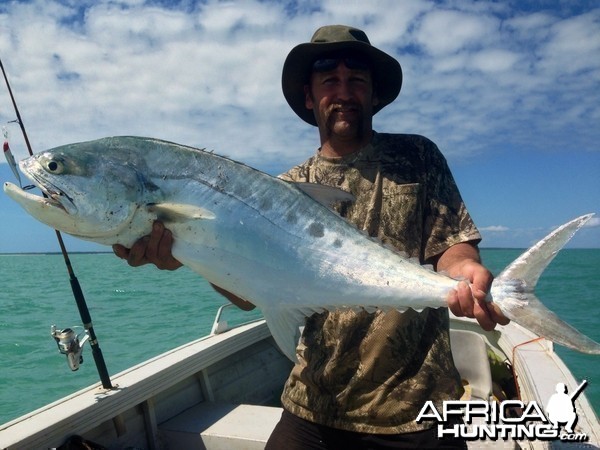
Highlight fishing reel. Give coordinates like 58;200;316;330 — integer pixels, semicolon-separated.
51;325;90;371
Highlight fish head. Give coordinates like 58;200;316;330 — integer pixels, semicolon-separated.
4;140;155;240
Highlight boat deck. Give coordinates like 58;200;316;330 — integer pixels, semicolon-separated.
1;314;598;450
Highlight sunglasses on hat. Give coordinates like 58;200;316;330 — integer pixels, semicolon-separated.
312;56;371;73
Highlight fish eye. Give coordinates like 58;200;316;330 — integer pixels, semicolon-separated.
46;160;63;174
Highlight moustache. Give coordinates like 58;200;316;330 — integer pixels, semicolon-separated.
326;102;363;116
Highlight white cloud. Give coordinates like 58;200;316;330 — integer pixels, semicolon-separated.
480;225;510;232
0;0;598;251
414;9;499;56
0;0;598;170
505;12;555;32
469;49;521;73
539;10;600;75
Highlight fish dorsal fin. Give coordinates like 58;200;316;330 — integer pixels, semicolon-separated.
293;183;355;208
147;202;216;222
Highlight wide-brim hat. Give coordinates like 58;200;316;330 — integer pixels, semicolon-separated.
282;25;403;126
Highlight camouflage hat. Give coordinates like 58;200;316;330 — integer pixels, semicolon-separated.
282;25;403;126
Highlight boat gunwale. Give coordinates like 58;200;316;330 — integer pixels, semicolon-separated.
0;319;272;449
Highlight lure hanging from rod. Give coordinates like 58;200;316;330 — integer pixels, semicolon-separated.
3;126;23;187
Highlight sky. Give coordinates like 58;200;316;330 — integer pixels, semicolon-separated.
0;0;598;253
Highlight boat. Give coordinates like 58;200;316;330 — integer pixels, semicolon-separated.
0;303;598;450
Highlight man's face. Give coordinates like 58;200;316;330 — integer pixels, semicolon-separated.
305;60;379;142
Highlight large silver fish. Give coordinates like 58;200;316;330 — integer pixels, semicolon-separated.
4;136;599;360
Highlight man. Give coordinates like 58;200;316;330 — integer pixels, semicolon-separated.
114;25;508;449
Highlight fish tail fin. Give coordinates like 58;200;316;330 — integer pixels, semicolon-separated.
490;214;600;355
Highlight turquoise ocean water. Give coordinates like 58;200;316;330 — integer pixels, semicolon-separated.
0;249;598;425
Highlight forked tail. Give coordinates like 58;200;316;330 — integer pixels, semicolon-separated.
490;214;600;355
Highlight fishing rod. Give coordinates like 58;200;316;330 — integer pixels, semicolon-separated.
0;57;113;389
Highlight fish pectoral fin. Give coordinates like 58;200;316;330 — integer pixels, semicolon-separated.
262;307;312;362
147;202;216;222
293;183;355;208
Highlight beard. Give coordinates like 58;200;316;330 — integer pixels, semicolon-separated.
323;101;366;141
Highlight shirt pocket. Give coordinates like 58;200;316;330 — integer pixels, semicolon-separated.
380;183;424;257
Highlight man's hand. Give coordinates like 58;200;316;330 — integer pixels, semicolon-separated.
112;221;183;270
436;243;510;331
112;221;256;310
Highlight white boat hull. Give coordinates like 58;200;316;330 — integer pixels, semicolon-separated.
0;311;598;449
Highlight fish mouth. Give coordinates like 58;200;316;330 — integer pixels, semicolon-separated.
5;180;140;242
3;181;71;215
10;171;77;215
4;181;130;240
12;153;77;215
28;174;76;214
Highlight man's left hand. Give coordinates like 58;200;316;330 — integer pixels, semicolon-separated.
437;243;510;331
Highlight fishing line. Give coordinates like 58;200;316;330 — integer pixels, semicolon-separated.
0;57;113;389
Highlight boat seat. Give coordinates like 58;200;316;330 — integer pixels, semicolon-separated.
159;331;492;448
159;402;283;449
449;329;493;400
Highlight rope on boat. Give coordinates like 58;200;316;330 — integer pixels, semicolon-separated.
510;336;545;401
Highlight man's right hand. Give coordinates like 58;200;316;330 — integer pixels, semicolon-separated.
112;221;183;270
113;221;256;310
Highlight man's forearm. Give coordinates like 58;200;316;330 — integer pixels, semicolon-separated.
435;242;481;275
210;283;256;311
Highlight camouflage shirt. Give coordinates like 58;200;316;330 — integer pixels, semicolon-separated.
278;132;482;434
